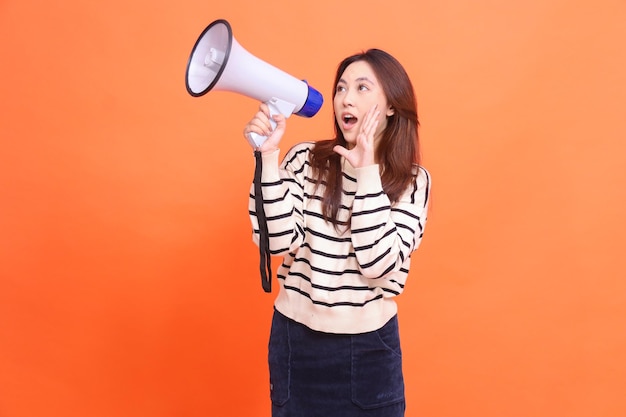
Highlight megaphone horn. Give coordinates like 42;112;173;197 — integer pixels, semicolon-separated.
185;19;324;148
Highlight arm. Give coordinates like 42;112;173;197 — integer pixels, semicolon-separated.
248;145;307;256
350;165;430;279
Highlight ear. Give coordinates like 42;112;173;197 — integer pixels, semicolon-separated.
386;106;395;117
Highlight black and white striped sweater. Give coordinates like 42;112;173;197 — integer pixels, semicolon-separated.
249;141;430;334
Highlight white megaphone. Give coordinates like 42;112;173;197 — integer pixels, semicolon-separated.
185;19;324;148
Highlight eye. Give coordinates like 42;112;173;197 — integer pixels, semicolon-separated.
336;85;346;93
358;84;369;92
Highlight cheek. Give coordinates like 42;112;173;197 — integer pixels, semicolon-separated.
377;113;389;131
377;116;394;140
332;99;341;119
333;95;342;109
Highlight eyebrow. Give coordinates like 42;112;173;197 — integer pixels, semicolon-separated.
338;76;375;84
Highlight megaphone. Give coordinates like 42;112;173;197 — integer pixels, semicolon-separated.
185;19;324;148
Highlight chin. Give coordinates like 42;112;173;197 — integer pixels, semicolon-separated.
342;133;356;144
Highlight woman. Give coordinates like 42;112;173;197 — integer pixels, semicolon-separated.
244;49;431;417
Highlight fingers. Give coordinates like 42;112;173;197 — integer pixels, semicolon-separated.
243;103;274;138
272;113;286;130
362;105;380;137
258;113;286;151
363;118;379;140
354;104;380;145
333;144;349;158
356;107;380;149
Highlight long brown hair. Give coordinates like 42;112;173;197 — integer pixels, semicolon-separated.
310;49;421;225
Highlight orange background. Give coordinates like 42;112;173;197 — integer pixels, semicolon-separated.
1;1;625;416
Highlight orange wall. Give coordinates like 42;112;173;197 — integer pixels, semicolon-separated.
1;1;625;416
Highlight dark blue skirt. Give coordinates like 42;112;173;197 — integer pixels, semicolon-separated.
268;309;406;417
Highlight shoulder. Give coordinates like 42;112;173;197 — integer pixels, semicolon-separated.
409;164;431;206
285;141;316;155
282;141;316;166
413;165;431;189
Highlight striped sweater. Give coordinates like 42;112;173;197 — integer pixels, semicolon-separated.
249;141;431;334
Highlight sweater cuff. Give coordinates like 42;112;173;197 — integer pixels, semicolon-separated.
354;164;383;194
259;149;281;182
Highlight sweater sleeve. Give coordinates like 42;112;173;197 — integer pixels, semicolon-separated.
350;165;431;279
248;145;307;256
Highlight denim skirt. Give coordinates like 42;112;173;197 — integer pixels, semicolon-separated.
268;309;406;417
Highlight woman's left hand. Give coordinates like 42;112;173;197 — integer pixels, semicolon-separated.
333;105;380;168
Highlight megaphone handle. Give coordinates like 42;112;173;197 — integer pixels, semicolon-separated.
247;98;296;149
247;117;276;149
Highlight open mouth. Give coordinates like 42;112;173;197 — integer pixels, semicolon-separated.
342;114;358;129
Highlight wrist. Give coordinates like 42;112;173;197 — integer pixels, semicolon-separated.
260;147;279;156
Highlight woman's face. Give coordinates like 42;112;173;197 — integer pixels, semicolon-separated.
333;60;394;149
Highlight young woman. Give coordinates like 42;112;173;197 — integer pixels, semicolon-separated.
244;49;431;417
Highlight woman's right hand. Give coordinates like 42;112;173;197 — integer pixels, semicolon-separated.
243;102;286;154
